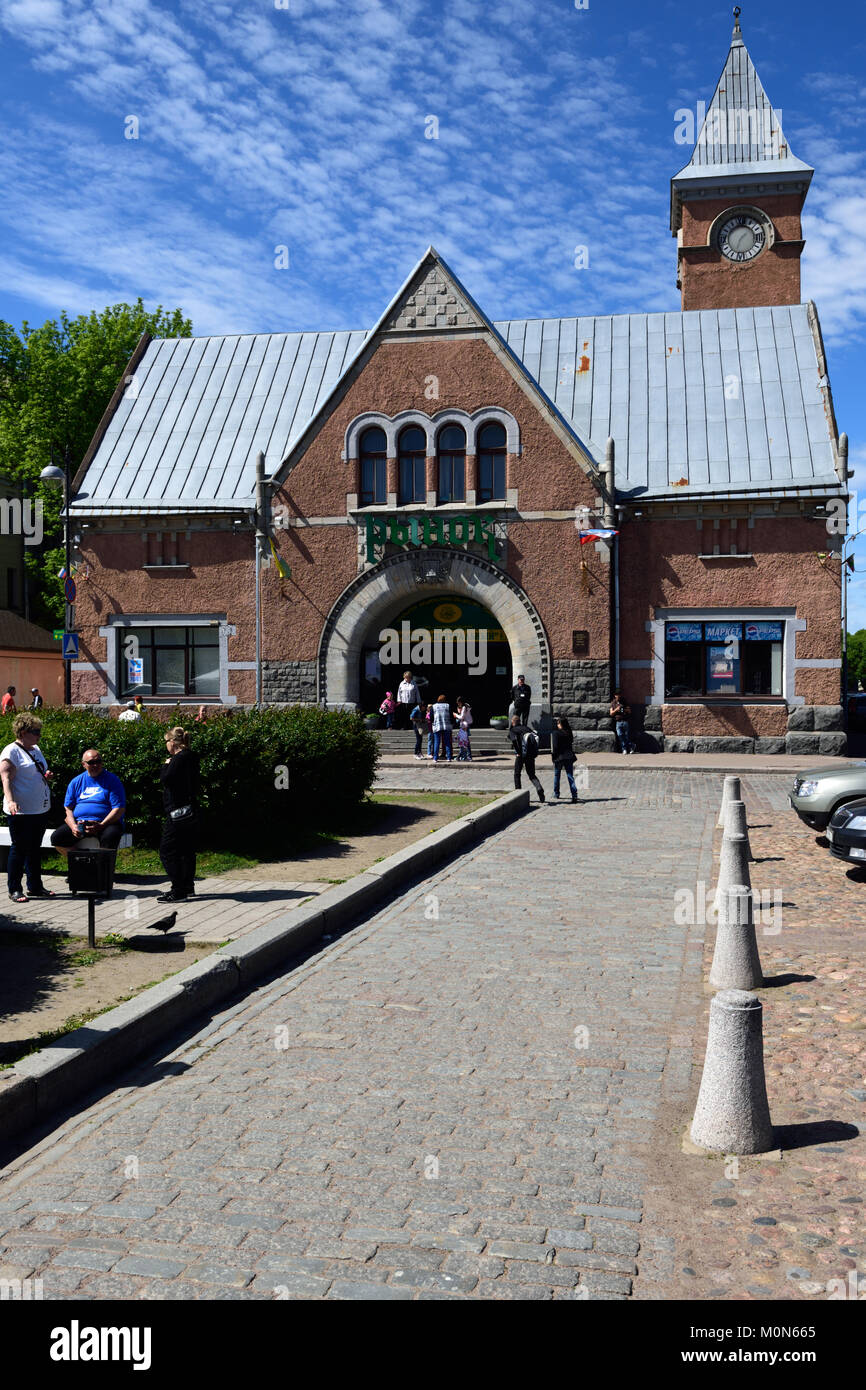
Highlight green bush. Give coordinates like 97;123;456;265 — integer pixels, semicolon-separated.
0;707;379;850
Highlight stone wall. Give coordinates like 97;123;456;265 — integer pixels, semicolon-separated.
551;660;610;712
262;660;317;704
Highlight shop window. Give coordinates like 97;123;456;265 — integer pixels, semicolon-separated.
118;625;220;698
437;424;466;503
664;620;783;699
398;426;426;505
477;422;506;502
359;427;387;506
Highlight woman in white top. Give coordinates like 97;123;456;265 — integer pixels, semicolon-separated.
430;694;454;763
0;713;56;902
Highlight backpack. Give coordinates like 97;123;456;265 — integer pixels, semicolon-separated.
522;730;538;758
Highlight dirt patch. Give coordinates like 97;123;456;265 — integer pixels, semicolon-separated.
217;792;497;885
0;934;214;1067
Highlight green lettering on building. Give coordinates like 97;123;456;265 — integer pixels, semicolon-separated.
365;513;497;564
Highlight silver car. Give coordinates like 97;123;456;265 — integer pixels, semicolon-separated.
789;763;866;831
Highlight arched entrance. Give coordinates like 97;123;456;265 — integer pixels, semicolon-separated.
318;549;551;723
359;593;511;724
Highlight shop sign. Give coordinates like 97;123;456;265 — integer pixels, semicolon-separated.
705;621;742;642
365;513;497;564
666;622;702;642
744;621;783;641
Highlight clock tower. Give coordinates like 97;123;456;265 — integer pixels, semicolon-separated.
671;9;813;311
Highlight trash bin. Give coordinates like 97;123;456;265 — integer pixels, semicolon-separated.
68;847;117;897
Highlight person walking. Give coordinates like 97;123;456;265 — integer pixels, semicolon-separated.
610;690;634;754
431;694;453;763
378;690;396;729
509;714;545;802
50;750;126;857
118;700;141;722
157;726;200;903
396;671;419;730
511;674;531;725
30;688;43;709
551;715;579;803
134;695;145;715
410;700;428;759
1;713;56;902
2;686;17;715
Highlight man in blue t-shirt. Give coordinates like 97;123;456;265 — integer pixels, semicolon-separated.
50;749;126;856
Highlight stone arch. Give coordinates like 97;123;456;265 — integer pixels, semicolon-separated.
318;550;550;715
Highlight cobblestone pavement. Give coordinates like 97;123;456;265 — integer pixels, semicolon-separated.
0;771;860;1301
636;794;866;1302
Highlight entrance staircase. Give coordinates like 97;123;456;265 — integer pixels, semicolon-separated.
375;729;510;757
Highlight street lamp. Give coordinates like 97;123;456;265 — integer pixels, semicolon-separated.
39;446;73;705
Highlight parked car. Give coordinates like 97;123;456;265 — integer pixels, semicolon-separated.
848;693;866;732
789;763;866;831
826;797;866;865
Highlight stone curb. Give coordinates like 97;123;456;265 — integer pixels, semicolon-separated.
0;789;529;1146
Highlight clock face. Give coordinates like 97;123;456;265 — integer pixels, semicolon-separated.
718;211;768;262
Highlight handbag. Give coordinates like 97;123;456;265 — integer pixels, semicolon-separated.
169;804;194;822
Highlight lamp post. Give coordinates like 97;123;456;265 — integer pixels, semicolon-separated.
39;446;73;706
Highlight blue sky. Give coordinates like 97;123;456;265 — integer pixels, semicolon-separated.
1;0;864;619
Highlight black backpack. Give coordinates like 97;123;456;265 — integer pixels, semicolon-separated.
522;730;538;758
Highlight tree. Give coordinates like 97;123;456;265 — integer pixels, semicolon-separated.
0;301;192;625
847;630;866;693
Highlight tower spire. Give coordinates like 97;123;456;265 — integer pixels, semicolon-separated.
732;7;743;44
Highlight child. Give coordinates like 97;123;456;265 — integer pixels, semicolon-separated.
378;691;396;729
410;701;428;759
456;697;473;761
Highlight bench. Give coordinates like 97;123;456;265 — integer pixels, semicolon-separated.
0;828;133;872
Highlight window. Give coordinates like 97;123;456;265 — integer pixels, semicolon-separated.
437;424;466;503
398;426;426;505
118;626;220;698
664;620;783;699
359;427;387;506
477;421;506;502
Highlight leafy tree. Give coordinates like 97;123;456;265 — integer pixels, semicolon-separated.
847;630;866;692
0;301;192;625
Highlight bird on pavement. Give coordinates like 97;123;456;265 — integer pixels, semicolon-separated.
147;911;177;934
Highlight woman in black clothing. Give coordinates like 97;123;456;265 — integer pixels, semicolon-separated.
551;715;579;803
157;726;199;903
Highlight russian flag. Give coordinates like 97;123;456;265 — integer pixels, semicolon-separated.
578;529;618;544
57;565;67;579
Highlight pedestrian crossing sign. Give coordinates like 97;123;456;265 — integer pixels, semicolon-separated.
61;633;79;660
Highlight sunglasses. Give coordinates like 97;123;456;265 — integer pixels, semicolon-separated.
84;758;103;765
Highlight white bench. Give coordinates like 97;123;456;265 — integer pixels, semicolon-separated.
0;827;132;870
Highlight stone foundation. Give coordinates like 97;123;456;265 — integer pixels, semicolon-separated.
262;660;317;704
552;660;610;709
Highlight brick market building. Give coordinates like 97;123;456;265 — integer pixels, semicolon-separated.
68;16;849;754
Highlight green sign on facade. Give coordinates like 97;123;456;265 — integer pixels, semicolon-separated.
365;513;497;564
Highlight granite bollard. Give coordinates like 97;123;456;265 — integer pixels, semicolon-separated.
709;885;763;990
717;775;741;828
725;797;753;860
713;802;752;910
690;989;774;1154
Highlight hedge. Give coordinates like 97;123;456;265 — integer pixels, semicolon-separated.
0;707;380;850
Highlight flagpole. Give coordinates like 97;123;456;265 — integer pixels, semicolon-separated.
63;446;72;707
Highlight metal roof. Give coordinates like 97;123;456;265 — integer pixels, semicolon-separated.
73;304;839;513
672;17;812;183
495;304;839;498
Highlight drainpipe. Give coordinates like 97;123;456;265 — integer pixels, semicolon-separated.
255;451;266;710
602;438;619;691
840;432;850;720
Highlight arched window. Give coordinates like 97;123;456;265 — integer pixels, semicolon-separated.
437;424;466;504
359;427;387;505
398;425;427;505
477;421;506;502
